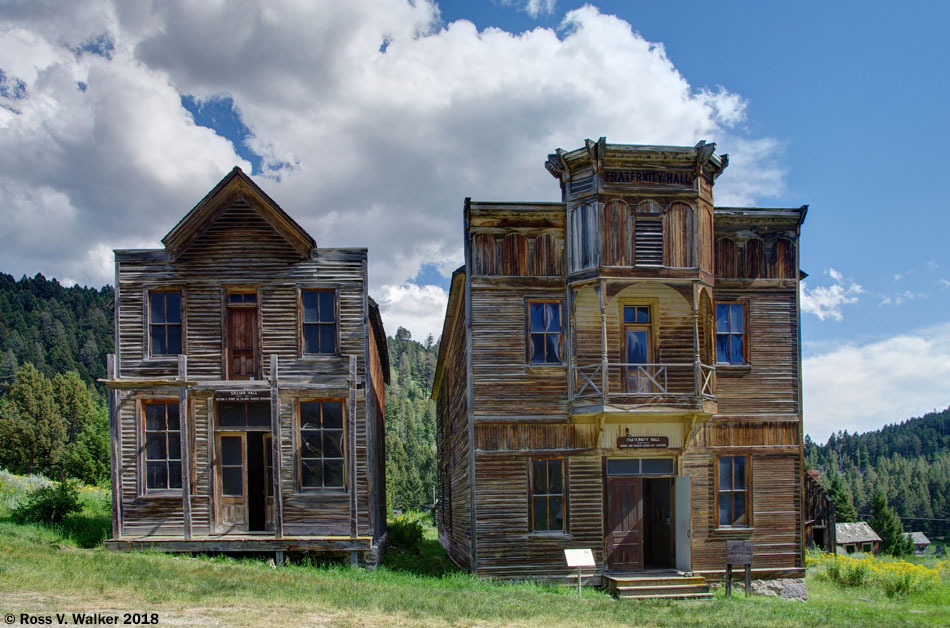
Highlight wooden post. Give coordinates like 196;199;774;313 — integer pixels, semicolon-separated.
178;354;192;540
726;540;754;598
598;279;608;399
269;354;283;539
349;355;358;551
275;550;284;567
107;354;122;539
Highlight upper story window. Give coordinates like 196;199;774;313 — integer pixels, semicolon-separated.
298;400;345;489
143;400;182;492
301;289;336;354
531;458;564;532
527;300;563;364
149;291;182;355
716;303;746;364
570;203;599;272
718;455;750;528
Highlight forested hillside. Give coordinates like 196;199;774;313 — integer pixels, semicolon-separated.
0;272;114;392
806;408;950;540
384;328;438;512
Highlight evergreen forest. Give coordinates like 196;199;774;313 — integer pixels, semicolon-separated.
805;407;950;541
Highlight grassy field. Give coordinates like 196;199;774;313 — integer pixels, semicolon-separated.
1;477;948;627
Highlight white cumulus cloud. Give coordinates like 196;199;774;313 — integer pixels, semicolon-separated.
804;323;950;442
800;268;863;322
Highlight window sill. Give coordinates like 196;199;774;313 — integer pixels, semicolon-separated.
136;491;183;500
525;364;567;371
144;355;180;362
292;488;349;498
527;531;571;541
298;354;342;361
716;364;752;376
713;527;754;535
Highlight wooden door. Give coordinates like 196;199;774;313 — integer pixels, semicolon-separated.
227;306;258;379
623;305;654;393
607;477;643;571
215;433;248;532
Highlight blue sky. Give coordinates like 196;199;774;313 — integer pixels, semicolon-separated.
2;0;948;441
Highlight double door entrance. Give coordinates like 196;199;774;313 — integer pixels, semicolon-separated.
605;458;691;572
213;398;274;533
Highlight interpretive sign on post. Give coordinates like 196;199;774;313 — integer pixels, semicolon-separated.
564;548;596;598
725;540;754;596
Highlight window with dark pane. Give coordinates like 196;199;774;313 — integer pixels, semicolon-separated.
718;455;749;527
299;400;345;489
149;291;182;355
715;303;746;364
220;436;243;497
302;289;336;354
217;401;270;428
530;458;564;531
527;300;562;364
144;401;182;491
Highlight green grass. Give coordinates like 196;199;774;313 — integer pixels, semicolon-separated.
1;476;948;626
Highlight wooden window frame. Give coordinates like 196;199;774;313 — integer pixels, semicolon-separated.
715;300;750;365
145;288;185;359
525;299;564;365
715;454;752;529
140;399;183;497
529;457;566;533
295;398;347;492
298;286;340;357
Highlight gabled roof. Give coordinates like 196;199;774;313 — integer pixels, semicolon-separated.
835;522;882;545
162;167;315;260
904;531;930;545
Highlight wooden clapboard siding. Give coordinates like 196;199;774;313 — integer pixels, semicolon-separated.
715;289;799;415
470;281;568;417
109;168;387;559
434;270;473;569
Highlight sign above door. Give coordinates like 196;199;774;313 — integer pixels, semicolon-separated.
617;435;669;449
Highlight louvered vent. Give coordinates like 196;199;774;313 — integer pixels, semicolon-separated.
635;218;663;265
570;176;594;195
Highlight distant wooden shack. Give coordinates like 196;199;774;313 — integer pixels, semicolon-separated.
904;531;930;555
804;469;836;552
103;167;389;564
433;139;807;586
835;522;881;555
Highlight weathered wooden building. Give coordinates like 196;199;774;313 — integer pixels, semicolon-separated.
433;139;807;588
103;167;389;564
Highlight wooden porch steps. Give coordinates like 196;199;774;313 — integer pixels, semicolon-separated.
605;574;713;600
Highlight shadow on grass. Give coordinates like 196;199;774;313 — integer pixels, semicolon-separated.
383;537;459;577
0;511;111;549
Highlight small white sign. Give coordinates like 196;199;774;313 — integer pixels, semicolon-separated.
564;548;595;567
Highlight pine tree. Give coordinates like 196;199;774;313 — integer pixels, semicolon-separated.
870;491;910;556
0;363;65;475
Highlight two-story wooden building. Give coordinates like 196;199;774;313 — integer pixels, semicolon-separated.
103;167;389;565
433;139;806;588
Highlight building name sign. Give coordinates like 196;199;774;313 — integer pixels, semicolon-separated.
617;435;669;449
604;169;694;186
214;389;271;403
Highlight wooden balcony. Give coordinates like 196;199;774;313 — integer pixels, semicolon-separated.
571;361;716;418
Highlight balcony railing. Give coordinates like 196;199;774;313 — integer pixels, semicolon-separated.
572;361;716;402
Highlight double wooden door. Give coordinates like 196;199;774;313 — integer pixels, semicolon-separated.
606;477;644;571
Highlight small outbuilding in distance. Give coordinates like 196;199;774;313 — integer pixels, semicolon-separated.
835;522;882;555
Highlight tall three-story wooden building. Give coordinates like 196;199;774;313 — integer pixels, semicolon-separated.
433;139;806;584
104;168;389;564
